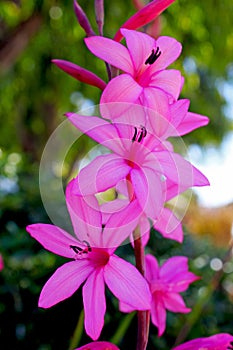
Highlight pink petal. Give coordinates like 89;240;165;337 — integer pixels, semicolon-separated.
76;341;120;350
153;36;182;71
162;292;191;313
150;69;182;101
74;154;131;195
66;113;124;155
175;111;209;136
100;75;143;118
145;254;160;281
52;59;106;90
154;151;210;191
172;333;233;350
0;254;3;271
65;180;102;247
84;36;133;74
104;255;151;310
154;207;183;243
103;199;143;249
130;167;164;220
121;29;156;72
139;87;170;130
26;224;80;258
83;269;106;340
119;301;135;313
160;256;199;291
169;99;190;129
151;295;166;336
114;0;176;42
39;261;94;308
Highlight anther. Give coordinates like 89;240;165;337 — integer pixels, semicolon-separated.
145;47;161;65
138;126;147;142
132;127;138;142
70;245;82;254
131;126;147;143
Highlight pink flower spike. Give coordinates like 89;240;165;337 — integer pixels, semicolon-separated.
145;254;199;336
52;59;106;90
172;333;233;350
114;0;176;42
73;0;96;37
26;180;151;340
76;341;120;350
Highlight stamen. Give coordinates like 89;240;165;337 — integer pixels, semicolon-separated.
132;126;147;143
132;126;138;142
70;245;82;254
145;47;161;65
82;240;92;252
70;240;92;256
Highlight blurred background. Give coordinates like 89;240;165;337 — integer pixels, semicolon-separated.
0;0;233;349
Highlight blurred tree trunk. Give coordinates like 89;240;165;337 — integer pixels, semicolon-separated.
0;12;42;72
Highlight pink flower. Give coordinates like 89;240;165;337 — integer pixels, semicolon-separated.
172;333;233;350
0;254;3;271
145;255;199;336
26;180;151;340
119;255;199;336
85;29;182;116
76;341;120;350
114;0;176;42
67;111;209;222
52;59;106;90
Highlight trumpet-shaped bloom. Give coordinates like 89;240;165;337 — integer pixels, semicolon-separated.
76;341;120;350
85;29;182;116
145;255;199;336
119;255;199;336
172;333;233;350
26;180;151;340
67;111;209;221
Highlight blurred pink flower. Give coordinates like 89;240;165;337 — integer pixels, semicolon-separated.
145;255;199;336
85;29;182;115
0;255;3;271
172;333;233;350
76;341;120;350
26;180;151;340
120;255;199;336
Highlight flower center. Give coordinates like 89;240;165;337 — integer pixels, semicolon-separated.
145;47;161;65
70;240;92;259
70;243;109;266
132;126;147;143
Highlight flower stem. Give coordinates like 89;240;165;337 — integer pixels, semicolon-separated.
133;226;150;350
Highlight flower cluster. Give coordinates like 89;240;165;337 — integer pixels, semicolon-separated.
26;0;232;348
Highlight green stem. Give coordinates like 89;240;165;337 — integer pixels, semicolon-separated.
68;309;84;350
110;312;136;345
